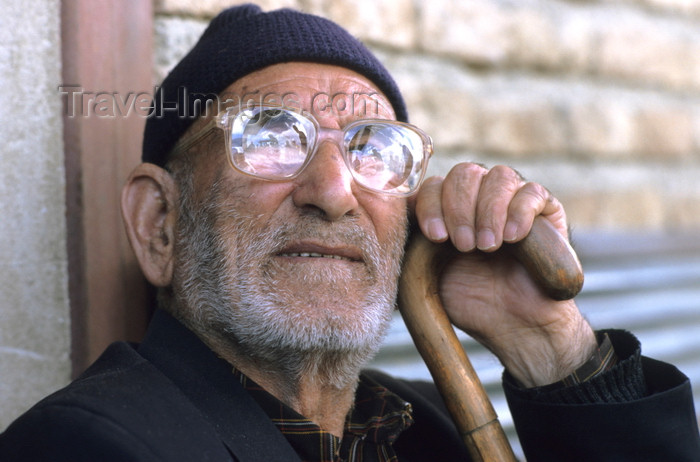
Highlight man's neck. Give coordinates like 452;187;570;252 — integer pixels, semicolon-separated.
246;364;357;438
204;335;359;438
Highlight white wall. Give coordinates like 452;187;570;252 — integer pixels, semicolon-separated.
0;0;70;430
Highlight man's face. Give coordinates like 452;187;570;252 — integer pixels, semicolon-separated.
170;63;409;382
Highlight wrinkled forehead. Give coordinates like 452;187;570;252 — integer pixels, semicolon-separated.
216;62;396;125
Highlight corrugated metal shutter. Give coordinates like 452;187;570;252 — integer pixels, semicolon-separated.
370;232;700;459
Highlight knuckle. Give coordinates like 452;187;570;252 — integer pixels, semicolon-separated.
521;181;549;202
445;163;486;196
448;162;487;182
489;165;522;183
481;166;524;199
509;182;552;218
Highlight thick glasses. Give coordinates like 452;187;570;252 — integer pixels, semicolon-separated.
171;105;434;196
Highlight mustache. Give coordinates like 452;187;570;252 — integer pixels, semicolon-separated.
252;215;385;268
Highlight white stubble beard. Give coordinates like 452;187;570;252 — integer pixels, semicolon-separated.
170;177;408;389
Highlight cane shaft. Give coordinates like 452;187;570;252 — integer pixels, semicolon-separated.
397;216;584;461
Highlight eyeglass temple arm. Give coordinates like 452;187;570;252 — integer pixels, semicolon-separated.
169;118;219;159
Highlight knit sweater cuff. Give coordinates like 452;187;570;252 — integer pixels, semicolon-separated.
503;329;648;405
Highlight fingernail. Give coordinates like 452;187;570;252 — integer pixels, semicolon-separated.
427;219;448;241
454;225;475;251
477;229;497;251
504;221;519;242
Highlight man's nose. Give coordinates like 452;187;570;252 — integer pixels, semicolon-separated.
291;141;359;221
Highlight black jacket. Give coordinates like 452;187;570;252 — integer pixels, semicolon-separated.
1;310;698;461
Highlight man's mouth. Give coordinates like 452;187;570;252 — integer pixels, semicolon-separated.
278;252;354;261
276;242;363;263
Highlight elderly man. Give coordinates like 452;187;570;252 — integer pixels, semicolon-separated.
1;5;699;461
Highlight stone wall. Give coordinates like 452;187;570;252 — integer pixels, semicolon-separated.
154;0;700;233
0;0;70;430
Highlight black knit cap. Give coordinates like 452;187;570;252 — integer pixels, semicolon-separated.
142;3;408;167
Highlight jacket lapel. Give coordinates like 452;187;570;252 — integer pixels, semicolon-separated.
139;310;302;462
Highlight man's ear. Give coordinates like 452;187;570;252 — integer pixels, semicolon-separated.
121;163;178;287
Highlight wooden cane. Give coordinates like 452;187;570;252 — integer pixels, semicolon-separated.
397;216;584;462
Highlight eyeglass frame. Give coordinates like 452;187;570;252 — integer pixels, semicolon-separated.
169;104;434;197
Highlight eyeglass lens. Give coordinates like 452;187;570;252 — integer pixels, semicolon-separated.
231;108;314;178
228;107;426;194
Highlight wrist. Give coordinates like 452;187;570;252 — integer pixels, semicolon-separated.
559;332;617;387
500;307;597;387
503;330;646;404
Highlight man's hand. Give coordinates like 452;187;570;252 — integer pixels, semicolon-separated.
410;163;597;388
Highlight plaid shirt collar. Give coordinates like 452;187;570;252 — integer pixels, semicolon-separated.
232;369;414;462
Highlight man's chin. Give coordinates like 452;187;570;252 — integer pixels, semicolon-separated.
266;262;374;295
230;298;392;354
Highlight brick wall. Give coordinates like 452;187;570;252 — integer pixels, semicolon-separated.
153;0;700;233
